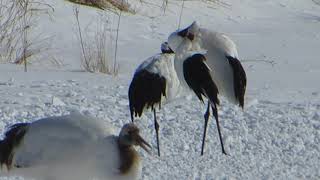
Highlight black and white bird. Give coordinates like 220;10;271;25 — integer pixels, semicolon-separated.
168;21;247;155
128;42;180;156
0;112;151;180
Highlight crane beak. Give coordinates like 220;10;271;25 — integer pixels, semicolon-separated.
136;135;152;154
168;46;175;53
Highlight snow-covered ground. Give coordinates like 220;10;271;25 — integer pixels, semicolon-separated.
1;0;320;179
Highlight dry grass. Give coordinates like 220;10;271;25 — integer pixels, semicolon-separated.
66;0;135;13
0;0;23;63
73;7;115;74
0;0;54;71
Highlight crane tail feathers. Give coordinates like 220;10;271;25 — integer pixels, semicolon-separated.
0;123;29;170
129;70;166;118
227;56;247;108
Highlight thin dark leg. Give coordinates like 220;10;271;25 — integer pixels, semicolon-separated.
154;109;160;156
130;112;134;123
211;104;227;155
201;102;211;156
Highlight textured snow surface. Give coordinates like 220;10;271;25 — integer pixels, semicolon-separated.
1;0;320;179
0;71;319;179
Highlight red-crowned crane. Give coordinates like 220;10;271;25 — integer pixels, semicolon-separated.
168;21;247;155
0;112;151;180
129;42;180;156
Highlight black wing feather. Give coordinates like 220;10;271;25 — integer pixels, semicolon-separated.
227;56;247;108
128;70;166;118
0;123;29;170
183;53;220;109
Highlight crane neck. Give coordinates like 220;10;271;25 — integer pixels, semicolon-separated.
117;140;140;175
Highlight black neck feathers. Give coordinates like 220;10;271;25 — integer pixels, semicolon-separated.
0;123;29;170
117;140;138;174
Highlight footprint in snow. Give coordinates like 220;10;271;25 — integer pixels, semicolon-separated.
299;12;320;22
312;0;320;6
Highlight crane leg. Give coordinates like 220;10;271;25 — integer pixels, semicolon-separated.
201;101;227;155
130;113;134;123
154;109;160;156
201;102;211;156
211;102;227;155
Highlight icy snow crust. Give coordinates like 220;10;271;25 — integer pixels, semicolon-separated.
0;72;319;179
1;0;320;179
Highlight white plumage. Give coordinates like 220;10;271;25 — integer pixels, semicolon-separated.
168;22;247;155
134;45;180;102
168;21;247;107
129;42;180;156
0;112;151;180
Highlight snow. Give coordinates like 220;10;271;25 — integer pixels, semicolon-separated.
1;0;320;179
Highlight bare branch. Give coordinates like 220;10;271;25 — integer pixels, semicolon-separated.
178;0;185;29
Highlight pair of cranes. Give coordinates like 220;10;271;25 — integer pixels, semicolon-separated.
0;21;246;180
129;21;247;156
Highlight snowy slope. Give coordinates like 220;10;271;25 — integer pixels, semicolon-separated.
1;0;320;179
